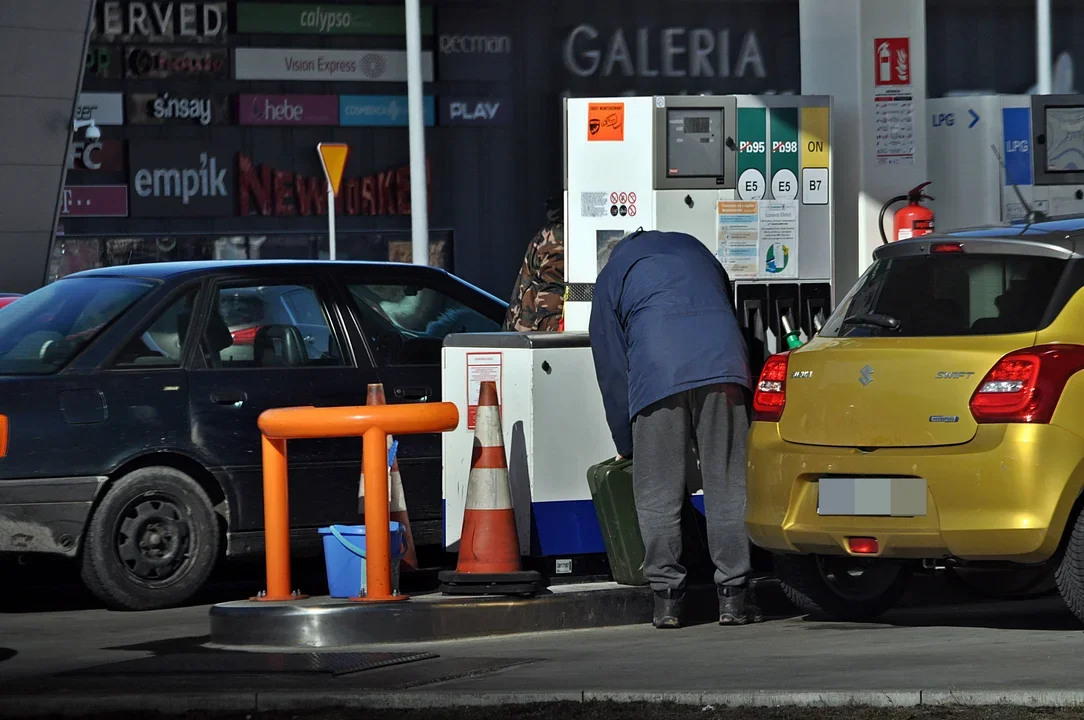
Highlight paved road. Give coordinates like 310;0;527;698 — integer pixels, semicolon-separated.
2;564;1083;701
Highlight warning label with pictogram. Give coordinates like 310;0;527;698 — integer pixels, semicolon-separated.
466;352;502;430
588;103;624;141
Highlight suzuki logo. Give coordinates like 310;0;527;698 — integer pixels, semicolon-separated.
859;365;874;386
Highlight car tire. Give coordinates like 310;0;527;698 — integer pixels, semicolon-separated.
774;553;912;622
1055;511;1084;625
80;466;220;611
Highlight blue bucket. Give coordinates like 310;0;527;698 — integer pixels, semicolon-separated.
318;523;407;599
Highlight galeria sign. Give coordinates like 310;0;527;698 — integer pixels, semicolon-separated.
92;2;227;43
236;3;433;35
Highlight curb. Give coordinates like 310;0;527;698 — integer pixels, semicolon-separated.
5;689;1084;715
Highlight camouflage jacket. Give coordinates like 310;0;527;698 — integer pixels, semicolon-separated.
503;218;565;332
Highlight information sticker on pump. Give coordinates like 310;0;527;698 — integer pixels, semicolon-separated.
466;353;502;430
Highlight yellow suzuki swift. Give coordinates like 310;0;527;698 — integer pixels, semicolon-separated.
746;220;1084;623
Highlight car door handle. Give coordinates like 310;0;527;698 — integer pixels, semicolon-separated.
210;390;247;406
394;386;431;402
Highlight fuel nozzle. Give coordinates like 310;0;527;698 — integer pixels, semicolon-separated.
781;314;803;350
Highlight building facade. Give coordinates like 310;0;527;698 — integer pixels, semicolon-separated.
9;0;1084;297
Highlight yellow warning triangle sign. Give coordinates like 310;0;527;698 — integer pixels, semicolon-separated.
316;142;349;197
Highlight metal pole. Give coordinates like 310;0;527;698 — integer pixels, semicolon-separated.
404;0;429;266
1037;0;1052;94
327;184;337;260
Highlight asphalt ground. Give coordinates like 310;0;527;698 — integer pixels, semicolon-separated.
3;555;1084;717
10;705;1084;720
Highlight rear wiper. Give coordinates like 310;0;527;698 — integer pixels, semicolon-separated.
841;313;900;331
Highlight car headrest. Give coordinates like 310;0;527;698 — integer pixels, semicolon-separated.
203;308;234;354
254;325;308;367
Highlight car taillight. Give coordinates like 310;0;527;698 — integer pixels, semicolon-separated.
970;344;1084;424
753;352;789;422
930;242;964;253
231;326;262;345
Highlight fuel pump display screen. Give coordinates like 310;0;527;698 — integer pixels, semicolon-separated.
1044;107;1084;172
666;108;724;178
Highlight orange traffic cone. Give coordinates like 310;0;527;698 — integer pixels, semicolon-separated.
359;383;418;571
438;380;542;596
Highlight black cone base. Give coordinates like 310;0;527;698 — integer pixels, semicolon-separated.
438;569;544;597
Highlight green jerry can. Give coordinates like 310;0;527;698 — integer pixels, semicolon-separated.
587;457;647;585
587;456;711;587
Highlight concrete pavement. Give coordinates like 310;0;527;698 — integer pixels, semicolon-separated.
2;570;1084;714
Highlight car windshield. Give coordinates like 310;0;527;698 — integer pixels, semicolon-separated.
0;276;154;374
820;252;1068;338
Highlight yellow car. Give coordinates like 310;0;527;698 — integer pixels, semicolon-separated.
746;222;1084;622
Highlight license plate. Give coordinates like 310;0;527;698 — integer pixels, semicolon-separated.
817;477;927;517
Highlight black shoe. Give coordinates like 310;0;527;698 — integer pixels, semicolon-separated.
718;585;763;625
653;589;686;629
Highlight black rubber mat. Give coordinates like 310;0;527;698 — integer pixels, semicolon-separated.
71;651;438;677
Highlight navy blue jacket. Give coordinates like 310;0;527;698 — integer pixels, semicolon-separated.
589;230;751;458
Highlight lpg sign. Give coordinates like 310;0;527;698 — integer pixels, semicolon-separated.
1002;107;1033;186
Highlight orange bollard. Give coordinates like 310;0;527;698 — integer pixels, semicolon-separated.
352;425;404;603
254;435;306;601
361;383;418;571
254;402;459;604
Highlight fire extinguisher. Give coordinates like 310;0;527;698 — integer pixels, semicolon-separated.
879;181;935;245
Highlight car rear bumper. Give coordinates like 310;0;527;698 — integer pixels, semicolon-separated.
745;422;1084;564
0;476;107;557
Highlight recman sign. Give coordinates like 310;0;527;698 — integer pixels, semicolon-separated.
92;2;227;43
128;140;233;217
234;48;433;82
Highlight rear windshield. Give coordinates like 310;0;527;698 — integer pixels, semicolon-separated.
820;253;1068;338
0;277;154;374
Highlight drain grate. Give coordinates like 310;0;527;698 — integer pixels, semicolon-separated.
72;651;438;677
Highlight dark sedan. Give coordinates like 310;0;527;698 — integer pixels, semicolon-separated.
0;260;506;610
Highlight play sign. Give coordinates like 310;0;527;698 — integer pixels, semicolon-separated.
439;96;512;126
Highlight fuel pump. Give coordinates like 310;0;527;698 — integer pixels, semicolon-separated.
879;181;935;244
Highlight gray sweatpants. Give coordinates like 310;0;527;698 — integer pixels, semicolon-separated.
631;383;751;592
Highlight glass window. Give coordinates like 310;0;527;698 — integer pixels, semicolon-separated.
347;282;500;366
820;253;1068;338
201;283;344;369
0;277;154;375
113;290;198;369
